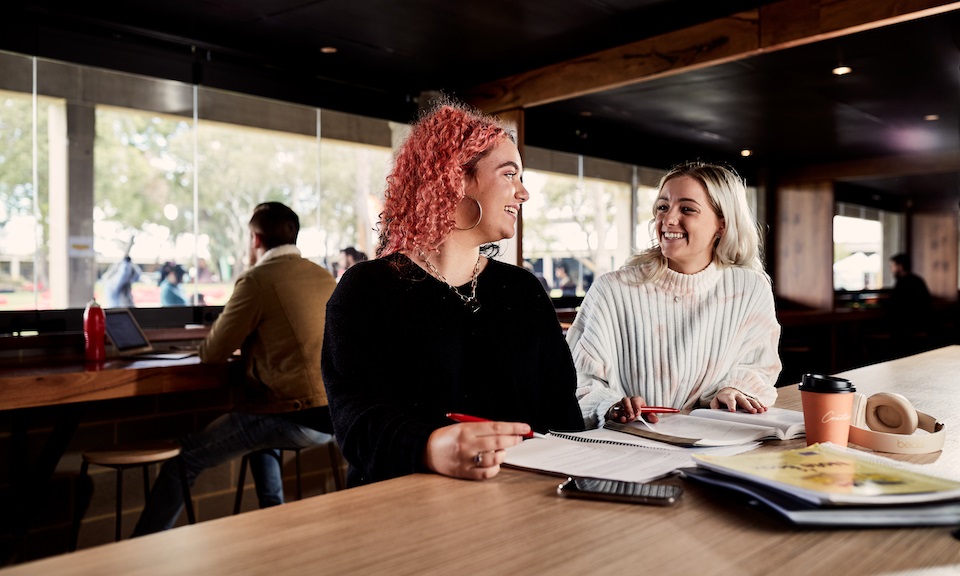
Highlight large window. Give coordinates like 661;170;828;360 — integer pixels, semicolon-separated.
94;106;196;307
521;151;633;298
0;51;392;311
0;86;57;310
833;202;905;291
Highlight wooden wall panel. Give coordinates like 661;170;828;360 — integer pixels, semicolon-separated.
912;210;959;301
775;181;835;309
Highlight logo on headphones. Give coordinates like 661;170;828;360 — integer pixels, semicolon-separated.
897;439;924;449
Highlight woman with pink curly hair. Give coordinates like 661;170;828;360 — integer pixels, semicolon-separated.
322;98;583;486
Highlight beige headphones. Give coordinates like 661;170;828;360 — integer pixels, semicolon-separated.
848;392;945;454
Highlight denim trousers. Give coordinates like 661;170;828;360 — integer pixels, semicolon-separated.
132;411;332;536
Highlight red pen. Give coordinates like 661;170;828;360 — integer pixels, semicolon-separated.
640;406;680;414
445;412;548;439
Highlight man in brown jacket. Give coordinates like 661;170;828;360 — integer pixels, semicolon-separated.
134;202;337;535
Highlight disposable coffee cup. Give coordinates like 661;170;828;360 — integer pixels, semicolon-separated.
799;373;856;446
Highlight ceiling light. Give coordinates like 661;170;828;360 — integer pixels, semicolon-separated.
832;65;852;76
740;149;752;157
320;46;338;54
925;114;940;121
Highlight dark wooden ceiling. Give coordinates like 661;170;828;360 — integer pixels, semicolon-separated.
3;0;959;200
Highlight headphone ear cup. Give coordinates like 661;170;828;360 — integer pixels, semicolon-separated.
864;392;918;434
851;393;867;428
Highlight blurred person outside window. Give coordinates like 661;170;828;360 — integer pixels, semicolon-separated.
103;256;142;308
159;262;189;306
337;246;368;280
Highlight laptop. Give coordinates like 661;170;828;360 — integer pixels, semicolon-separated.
103;308;198;360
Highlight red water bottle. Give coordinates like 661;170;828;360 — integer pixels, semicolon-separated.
83;299;106;363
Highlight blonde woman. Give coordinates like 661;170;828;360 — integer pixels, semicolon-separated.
567;161;782;428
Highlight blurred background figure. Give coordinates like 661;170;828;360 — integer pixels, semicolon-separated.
103;255;142;308
337;246;368;280
523;260;550;293
886;253;932;350
159;261;188;306
555;262;577;297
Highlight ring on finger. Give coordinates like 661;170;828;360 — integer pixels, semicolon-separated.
473;452;483;467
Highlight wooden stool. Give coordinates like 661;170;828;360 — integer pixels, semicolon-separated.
70;441;195;550
233;442;344;514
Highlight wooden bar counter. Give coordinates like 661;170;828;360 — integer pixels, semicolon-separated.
0;327;235;410
0;356;234;411
2;347;958;575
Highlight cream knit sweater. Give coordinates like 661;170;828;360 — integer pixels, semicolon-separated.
566;262;782;428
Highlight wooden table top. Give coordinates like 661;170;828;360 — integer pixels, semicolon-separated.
3;347;959;576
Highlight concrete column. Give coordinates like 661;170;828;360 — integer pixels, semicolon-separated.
66;102;96;307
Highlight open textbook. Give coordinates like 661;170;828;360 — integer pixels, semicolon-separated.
605;407;805;447
503;428;758;483
692;443;960;506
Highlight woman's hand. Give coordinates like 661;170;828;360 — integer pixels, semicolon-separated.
605;396;660;424
423;421;529;480
710;387;768;413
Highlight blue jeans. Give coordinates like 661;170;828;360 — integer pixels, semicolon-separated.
132;411;332;536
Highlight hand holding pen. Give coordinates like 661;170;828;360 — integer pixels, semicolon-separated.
607;397;679;424
423;413;533;481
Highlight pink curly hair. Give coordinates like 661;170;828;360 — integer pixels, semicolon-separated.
377;100;510;257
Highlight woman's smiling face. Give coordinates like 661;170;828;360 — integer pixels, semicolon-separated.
462;138;529;243
654;175;725;274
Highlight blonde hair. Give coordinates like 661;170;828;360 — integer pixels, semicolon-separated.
625;161;766;282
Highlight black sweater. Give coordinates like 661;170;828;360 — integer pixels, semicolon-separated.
322;253;584;486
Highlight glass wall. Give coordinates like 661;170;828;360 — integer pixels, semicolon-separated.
0;85;56;310
0;50;392;311
3;49;765;315
521;149;640;299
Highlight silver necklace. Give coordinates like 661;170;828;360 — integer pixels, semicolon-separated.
419;251;482;313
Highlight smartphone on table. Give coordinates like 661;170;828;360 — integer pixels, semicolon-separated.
557;477;682;506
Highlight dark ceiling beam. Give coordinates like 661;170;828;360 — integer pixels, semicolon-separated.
465;0;960;113
778;150;960;182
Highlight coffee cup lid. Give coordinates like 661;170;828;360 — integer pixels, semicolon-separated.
799;373;856;393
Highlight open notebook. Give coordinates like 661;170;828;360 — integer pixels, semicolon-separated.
103;308;198;360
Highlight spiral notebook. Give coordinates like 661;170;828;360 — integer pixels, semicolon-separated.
503;428;757;483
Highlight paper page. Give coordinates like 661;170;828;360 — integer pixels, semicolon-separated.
504;436;693;483
549;428;762;455
630;414;777;445
689;407;804;435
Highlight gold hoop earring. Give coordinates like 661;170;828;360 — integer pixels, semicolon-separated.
454;196;482;231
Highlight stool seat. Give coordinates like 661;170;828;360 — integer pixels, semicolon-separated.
71;440;194;550
82;442;182;466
